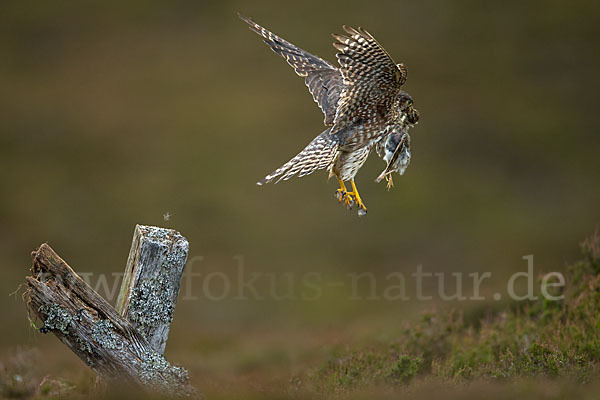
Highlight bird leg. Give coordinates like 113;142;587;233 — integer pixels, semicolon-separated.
335;177;353;208
348;180;367;216
335;179;368;216
334;176;366;215
375;170;395;190
385;174;394;190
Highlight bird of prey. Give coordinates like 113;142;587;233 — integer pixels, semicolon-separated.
240;15;420;216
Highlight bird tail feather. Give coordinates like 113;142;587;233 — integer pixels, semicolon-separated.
257;129;338;185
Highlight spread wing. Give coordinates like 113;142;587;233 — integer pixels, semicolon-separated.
240;14;343;126
331;26;406;137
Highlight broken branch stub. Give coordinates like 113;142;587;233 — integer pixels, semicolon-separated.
116;225;189;355
24;243;196;397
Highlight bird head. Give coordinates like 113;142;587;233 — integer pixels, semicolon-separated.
396;91;420;126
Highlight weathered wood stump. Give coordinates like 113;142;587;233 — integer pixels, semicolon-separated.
23;225;197;397
116;225;189;354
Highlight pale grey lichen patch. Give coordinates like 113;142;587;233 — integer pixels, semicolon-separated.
165;242;189;272
128;278;175;328
140;225;183;247
39;304;72;334
139;350;191;395
75;336;93;354
92;319;121;350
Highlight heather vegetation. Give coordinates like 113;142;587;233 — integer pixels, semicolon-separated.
307;231;600;397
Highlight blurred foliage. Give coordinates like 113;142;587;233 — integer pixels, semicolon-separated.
309;231;600;396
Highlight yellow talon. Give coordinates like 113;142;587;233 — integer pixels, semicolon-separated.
335;177;348;203
334;177;366;215
349;180;367;215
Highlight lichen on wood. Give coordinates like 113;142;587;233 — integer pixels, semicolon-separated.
116;225;189;354
91;320;121;350
129;277;175;327
38;304;72;334
24;243;197;397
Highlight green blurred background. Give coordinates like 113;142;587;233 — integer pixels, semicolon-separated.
1;0;599;396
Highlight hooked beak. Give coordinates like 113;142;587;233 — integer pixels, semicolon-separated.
408;107;420;125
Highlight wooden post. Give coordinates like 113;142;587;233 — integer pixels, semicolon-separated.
116;225;189;354
23;228;197;397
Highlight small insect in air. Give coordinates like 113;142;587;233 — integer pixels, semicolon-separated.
241;14;420;216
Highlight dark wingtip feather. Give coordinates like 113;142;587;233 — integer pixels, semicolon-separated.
358;27;373;39
342;25;359;36
238;13;252;24
258;175;276;185
333;42;346;52
332;33;350;44
239;13;262;34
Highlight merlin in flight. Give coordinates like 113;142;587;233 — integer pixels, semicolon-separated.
241;15;420;216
